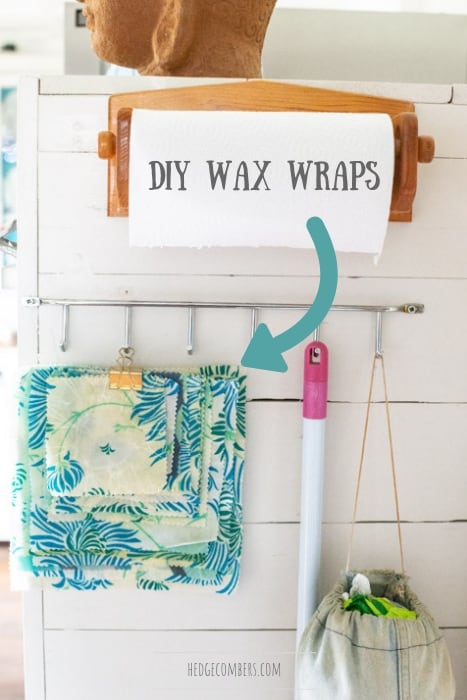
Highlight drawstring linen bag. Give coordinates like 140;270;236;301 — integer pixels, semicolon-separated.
296;354;456;700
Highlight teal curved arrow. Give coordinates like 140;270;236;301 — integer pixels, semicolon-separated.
241;216;338;372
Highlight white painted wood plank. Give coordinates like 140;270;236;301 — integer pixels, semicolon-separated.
44;522;467;630
245;402;301;523
44;630;294;700
30;277;467;403
11;398;467;533
17;76;39;367
38;75;452;104
323;403;467;524
3;265;17;296
46;688;289;700
453;84;467;105
36;152;467;279
443;628;467;700
38;93;460;155
44;524;298;631
37;271;326;300
35;216;467;281
284;81;452;104
17;77;44;700
37;271;326;303
322;402;467;523
247;401;467;525
43;627;466;700
319;523;467;630
412;157;467;227
0;264;17;290
250;277;467;403
29;296;367;404
39;96;106;153
33;277;467;403
416;104;467;158
22;592;45;700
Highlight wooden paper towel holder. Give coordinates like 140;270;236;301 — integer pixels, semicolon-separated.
98;80;435;222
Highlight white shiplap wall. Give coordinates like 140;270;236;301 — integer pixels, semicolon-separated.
18;76;467;700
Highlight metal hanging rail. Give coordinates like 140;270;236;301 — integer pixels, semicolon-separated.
23;297;424;354
23;297;424;314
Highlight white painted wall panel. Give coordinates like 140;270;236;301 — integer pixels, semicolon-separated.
43;628;467;700
43;522;467;630
416;103;467;157
35;152;467;280
30;278;467;403
44;631;294;700
39;96;106;153
43;524;298;631
323;403;467;524
453;83;467;104
38;88;457;157
17;77;39;367
18;77;467;699
22;593;45;700
12;399;467;531
320;523;467;630
248;401;467;525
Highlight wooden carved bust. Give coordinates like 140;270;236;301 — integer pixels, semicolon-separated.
77;0;277;78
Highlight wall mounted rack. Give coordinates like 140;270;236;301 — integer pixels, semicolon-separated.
23;297;424;355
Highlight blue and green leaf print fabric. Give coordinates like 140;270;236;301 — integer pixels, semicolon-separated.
44;372;177;496
46;371;208;524
11;365;246;593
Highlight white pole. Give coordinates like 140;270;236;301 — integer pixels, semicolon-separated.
296;416;326;639
296;341;328;643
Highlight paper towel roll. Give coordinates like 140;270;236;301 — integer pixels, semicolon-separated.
129;109;394;254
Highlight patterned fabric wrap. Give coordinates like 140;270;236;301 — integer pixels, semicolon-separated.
11;365;246;593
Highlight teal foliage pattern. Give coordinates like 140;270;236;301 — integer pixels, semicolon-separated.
11;365;246;594
47;451;84;494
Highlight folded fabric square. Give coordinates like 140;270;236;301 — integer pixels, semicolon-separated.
45;373;177;496
44;369;183;496
28;368;205;517
38;369;221;548
11;365;246;594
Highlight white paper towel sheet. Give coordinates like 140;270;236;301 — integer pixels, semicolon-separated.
129;110;394;254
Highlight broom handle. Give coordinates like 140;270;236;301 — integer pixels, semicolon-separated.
296;342;328;644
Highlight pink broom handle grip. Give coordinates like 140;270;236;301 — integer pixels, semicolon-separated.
303;341;328;420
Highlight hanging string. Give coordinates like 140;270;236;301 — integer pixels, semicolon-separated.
345;354;377;573
345;354;406;575
380;353;406;574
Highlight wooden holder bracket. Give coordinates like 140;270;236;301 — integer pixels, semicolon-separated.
98;79;435;222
